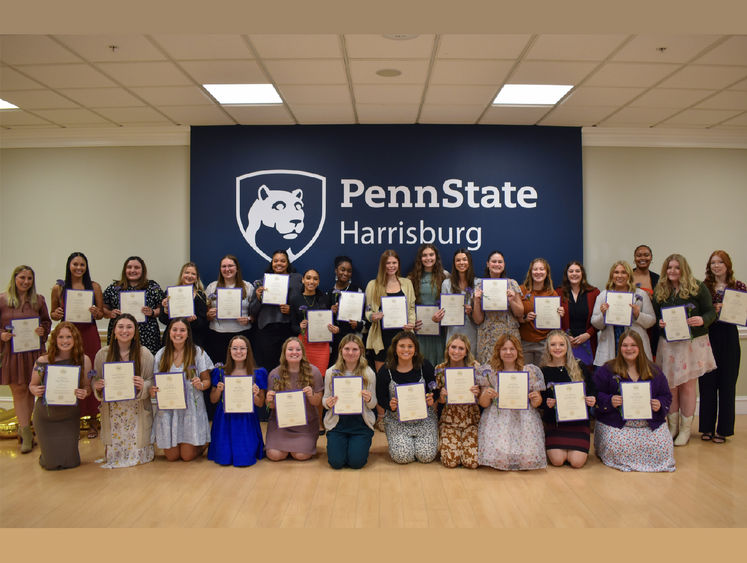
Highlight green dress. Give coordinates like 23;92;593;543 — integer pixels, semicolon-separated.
417;272;446;366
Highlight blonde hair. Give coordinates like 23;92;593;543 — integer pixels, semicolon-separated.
539;330;583;382
273;337;314;391
605;260;636;292
442;333;477;367
331;334;371;386
654;253;701;302
5;265;40;310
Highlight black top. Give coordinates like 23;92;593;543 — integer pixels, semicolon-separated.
375;360;438;411
288;290;332;336
158;289;209;349
567;291;590;337
539;362;595;425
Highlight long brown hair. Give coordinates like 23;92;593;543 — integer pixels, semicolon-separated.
704;250;737;291
105;313;143;376
449;249;476;292
114;256;149;290
488;333;525;372
408;243;447;303
273;337;314;391
559;260;594;299
385;331;424;370
223;335;257;375
46;322;86;367
370;249;401;308
5;265;41;310
331;334;371;385
217;254;247;299
606;329;655;381
158;318;197;373
522;257;554;293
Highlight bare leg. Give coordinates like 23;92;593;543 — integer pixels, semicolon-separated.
266;449;290;461
163;446;181;461
567;450;588;468
10;383;33;427
678;379;697;417
546;449;567;467
290;452;312;461
179;443;204;461
669;386;680;414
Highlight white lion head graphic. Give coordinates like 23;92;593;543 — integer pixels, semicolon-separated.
248;185;305;241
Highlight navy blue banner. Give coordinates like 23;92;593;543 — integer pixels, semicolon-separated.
190;124;582;289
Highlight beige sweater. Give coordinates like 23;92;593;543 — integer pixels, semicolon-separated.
364;276;416;354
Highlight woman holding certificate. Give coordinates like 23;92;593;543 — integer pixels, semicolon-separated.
472;251;524;365
539;331;596;468
323;335;377;469
434;333;480;469
441;249;478;352
151;318;213;461
1;265;52;454
208;335;266;466
590;261;656;368
92;313;155;468
159;262;209;351
518;258;564;365
364;250;416;372
375;331;438;464
327;256;367;368
50;252;104;439
28;322;92;470
102;256;164;355
558;261;599;365
632;244;661;357
476;334;546;471
593;330;675;472
652;254;716;446
699;250;745;443
265;337;324;461
407;244;448;367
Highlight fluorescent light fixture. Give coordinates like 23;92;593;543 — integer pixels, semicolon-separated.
0;98;19;110
493;84;573;106
203;84;282;105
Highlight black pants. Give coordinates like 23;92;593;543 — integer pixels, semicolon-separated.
698;322;740;436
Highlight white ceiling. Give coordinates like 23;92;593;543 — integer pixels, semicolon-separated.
0;32;745;132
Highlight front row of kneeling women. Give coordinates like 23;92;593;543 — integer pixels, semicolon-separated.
30;317;674;473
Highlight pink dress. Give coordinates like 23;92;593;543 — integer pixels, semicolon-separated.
0;293;52;385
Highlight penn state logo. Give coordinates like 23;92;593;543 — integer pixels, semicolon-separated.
236;170;326;262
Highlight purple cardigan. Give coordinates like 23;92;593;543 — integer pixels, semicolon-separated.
593;363;671;430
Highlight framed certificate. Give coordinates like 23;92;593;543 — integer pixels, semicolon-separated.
275;390;307;428
224;375;254;413
262;273;290;305
167;285;195;319
719;289;747;326
481;278;508;311
395;382;428;422
120;290;146;323
553;381;588;422
336;291;365;322
534;296;561;330
332;376;363;415
661;305;691;342
64;289;94;323
604;291;634;327
416;305;440;336
445;367;476;404
440;294;465;327
10;318;40;354
381;295;408;329
307;309;334;343
154;372;187;410
620;381;653;420
216;287;242;320
497;371;529;410
44;364;80;406
102;361;136;402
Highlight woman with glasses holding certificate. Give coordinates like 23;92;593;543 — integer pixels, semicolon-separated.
159;262;209;351
441;249;479;353
476;334;546;471
699;250;745;444
518;258;564;365
539;331;596;468
265;337;324;461
593;330;674;472
92;313;155;468
150;318;213;461
558;261;599;365
590;261;655;368
653;254;716;446
407;244;448;367
472;251;524;365
327;256;367;368
323;335;377;469
1;265;52;454
29;322;92;470
208;335;266;466
103;256;164;355
434;333;480;469
50;252;104;439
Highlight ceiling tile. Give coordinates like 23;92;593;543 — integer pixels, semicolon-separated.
630;88;714;108
356;104;418;123
600;106;679;126
32;108;113;125
290;103;355;124
55;35;166;62
353;84;423;104
612;35;723;63
350;59;429;84
695;90;747;110
16;63;116;88
480;106;549;125
277;84;350;104
0;65;46;90
419;104;484;123
265;59;346;84
0;89;79;110
539;105;618;126
729;78;747;91
223;104;295;125
94;106;172;123
0;110;56;126
716;111;747;126
250;35;341;59
345;35;435;59
425;84;496;105
129;86;214;106
526;34;627;61
509;61;598;84
0;35;81;65
561;86;645;107
693;35;747;65
584;62;680;87
437;35;530;59
158;105;235;125
660;108;743;126
658;65;747;89
95;61;193;86
58;87;146;107
152;34;252;60
430;60;513;85
179;60;265;84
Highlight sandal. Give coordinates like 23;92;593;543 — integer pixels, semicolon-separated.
701;432;713;441
712;434;727;444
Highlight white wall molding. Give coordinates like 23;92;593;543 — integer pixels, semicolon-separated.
582;127;747;149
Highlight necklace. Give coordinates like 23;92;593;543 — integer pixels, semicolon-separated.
303;294;317;308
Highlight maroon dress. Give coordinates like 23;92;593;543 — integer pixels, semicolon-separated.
0;293;52;385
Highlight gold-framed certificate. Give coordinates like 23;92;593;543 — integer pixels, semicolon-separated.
661;305;691;342
167;285;195;319
395;382;428;422
10;318;40;353
381;295;408;329
120;290;146;323
336;291;365;322
275;390;307;428
154;372;187;410
445;367;476;404
440;293;465;327
534;296;561;330
64;289;94;323
224;375;254;413
553;381;588;422
621;381;653;420
481;278;508;311
216;287;242;320
719;289;747;326
497;371;529;410
332;376;363;415
306;310;334;343
44;364;80;406
102;361;136;402
604;291;634;327
416;305;440;336
262;273;290;305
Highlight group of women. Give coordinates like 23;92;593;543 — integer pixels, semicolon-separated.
0;243;742;474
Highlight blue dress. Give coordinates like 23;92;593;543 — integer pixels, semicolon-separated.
207;367;267;466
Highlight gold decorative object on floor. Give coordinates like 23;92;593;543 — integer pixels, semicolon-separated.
0;409;19;439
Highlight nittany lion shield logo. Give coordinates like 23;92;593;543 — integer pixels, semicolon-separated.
236;169;326;262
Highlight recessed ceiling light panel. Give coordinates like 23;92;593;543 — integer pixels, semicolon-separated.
0;98;19;110
493;84;573;106
203;84;282;105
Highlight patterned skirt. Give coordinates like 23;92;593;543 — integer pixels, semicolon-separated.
656;334;716;387
594;420;675;473
545;420;591;453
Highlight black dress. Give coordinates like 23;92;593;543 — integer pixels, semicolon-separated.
540;362;595;453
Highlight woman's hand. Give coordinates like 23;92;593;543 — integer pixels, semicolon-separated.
133;375;144;391
570;333;590;346
0;331;12;342
215;381;225;394
473;287;483;300
266;390;275;406
600;302;610;314
465;304;473;316
34;326;45;337
109;308;122;319
237;316;250;326
470;385;480;397
389;397;398;411
190;376;203;390
687;315;704;327
651;398;661;412
279;304;290;315
51;306;65;321
611;395;622;408
74;388;88;400
557;307;565;318
403;322;415;331
349;320;358;329
161;296;170;311
328;324;339;334
31;384;46;398
94;378;105;391
425;392;434;407
658;319;666;328
141;305;154;318
300;319;308;331
302;385;314;399
326;395;338;409
546;397;556;408
149;386;158;398
361;389;372;403
439;387;448;403
585;395;596;407
330;303;339;314
252;384;260;396
528;390;542;408
207;307;217;320
631;303;641;319
431;309;445;323
255;286;264;299
525;311;536;322
715;303;723;314
371;311;383;322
